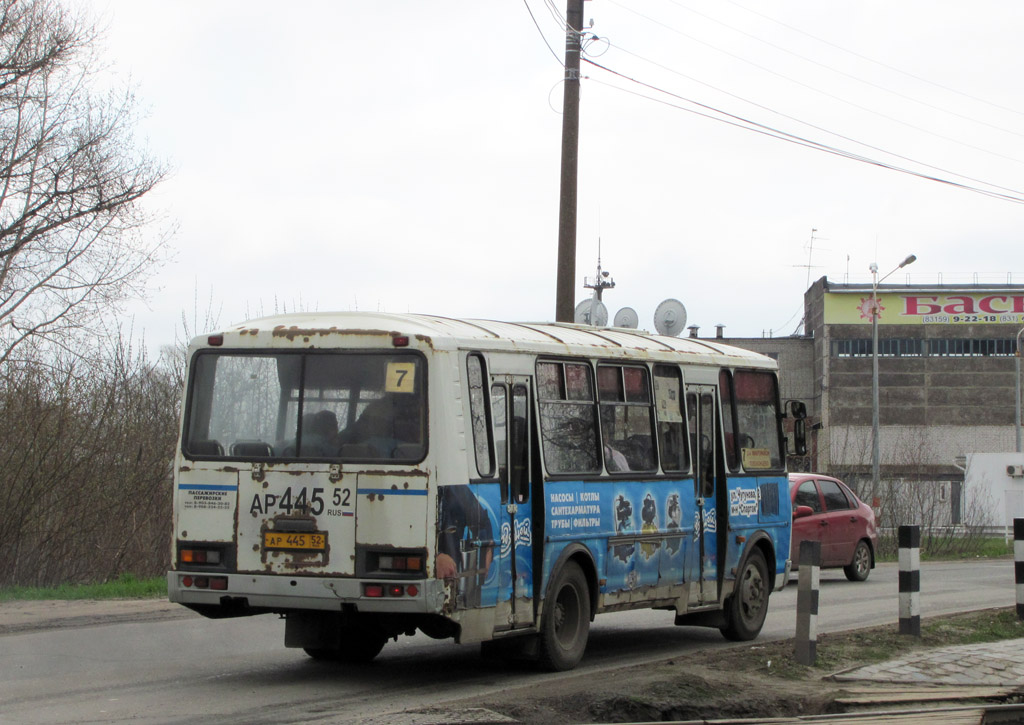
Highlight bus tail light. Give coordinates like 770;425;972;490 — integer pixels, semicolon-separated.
378;554;423;572
364;549;426;575
181;575;228;590
180;547;222;565
362;583;418;598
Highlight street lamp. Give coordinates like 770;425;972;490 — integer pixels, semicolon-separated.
1016;326;1023;453
871;254;917;501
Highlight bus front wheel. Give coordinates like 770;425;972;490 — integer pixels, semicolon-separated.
538;561;590;671
720;548;769;642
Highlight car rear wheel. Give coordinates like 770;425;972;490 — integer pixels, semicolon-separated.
844;540;872;582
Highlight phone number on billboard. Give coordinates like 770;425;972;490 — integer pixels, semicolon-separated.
923;314;1024;324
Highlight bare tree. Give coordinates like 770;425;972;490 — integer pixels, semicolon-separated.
0;0;168;365
0;331;179;587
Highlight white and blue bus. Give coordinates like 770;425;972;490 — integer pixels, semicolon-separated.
169;312;803;670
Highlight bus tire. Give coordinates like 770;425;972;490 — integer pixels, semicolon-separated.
720;548;769;642
844;540;872;582
303;624;387;663
538;561;590;671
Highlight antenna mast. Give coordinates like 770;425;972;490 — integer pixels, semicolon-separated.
582;239;615;326
584;238;615;301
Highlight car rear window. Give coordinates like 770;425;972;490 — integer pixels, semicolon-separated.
819;480;852;511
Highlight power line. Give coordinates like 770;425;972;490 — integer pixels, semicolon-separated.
521;0;565;65
655;0;1024;141
601;42;1024;200
582;57;1024;205
722;0;1024;120
604;0;1024;166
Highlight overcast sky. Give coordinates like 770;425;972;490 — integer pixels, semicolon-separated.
85;1;1024;349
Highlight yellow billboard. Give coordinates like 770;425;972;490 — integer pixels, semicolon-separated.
824;292;1024;325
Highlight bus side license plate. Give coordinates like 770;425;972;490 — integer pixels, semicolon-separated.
263;532;326;551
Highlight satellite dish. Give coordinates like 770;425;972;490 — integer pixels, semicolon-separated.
613;307;639;329
574;299;608;326
653;298;687;337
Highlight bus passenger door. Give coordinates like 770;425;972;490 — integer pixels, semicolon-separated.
490;377;535;629
685;385;718;605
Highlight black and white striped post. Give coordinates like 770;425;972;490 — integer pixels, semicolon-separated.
898;525;921;636
1015;518;1024;621
795;539;821;665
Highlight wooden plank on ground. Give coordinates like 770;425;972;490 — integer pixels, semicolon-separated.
835;685;1015;705
690;707;986;724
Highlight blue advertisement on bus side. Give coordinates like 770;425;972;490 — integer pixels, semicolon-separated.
438;477;788;612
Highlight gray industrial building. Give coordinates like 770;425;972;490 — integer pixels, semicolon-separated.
706;276;1024;525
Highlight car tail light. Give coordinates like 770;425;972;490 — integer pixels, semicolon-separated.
364;584;385;598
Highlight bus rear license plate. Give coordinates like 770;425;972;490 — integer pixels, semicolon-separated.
263;532;326;551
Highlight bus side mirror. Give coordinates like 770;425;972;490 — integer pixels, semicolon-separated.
792;419;807;456
786;400;808;456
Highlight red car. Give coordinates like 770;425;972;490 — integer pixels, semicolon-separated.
789;473;879;581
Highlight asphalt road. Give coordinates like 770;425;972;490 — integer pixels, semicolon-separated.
0;559;1015;724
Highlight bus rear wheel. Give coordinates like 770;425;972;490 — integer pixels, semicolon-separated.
303;624;387;664
538;561;590;671
720;548;769;642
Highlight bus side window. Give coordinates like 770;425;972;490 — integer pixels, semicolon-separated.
700;393;715;498
653;365;688;473
719;369;739;472
491;383;509;503
467;354;494;478
510;384;529;504
597;364;656;473
536;361;600;474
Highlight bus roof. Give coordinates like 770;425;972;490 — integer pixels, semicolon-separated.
203;312;776;369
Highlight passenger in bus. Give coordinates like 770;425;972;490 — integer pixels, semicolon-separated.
600;410;631;472
299;410;339;457
604;443;630;472
341;394;422;458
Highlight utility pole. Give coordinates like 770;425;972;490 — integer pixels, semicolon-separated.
555;0;584;322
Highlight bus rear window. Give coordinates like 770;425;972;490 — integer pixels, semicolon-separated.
183;352;426;462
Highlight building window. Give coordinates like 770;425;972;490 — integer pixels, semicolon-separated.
832;338;1017;358
927;338;1018;357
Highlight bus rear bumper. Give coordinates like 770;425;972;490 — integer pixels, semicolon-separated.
167;571;448;616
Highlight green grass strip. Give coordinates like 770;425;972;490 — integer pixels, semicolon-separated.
0;574;167;602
